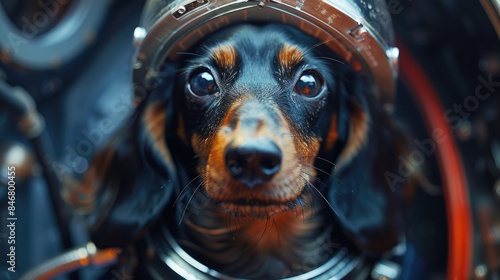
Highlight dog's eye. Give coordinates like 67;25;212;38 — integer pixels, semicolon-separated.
294;72;324;98
189;70;218;96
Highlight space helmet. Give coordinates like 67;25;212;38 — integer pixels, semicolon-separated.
132;0;399;111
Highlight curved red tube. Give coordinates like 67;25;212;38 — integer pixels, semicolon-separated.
398;42;473;279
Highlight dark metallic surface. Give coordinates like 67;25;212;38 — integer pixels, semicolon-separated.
142;222;368;280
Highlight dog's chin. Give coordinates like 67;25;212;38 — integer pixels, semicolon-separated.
216;197;305;219
204;179;309;219
201;156;315;218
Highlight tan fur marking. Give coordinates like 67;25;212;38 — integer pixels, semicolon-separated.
240;197;317;247
324;114;338;151
143;101;175;170
190;133;205;157
64;132;120;211
338;101;370;167
211;43;237;69
67;101;173;212
190;99;243;157
144;102;166;143
279;43;303;70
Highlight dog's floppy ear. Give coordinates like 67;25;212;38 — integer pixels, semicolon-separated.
66;74;178;248
327;73;409;254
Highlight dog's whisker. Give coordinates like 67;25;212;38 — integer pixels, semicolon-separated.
300;171;328;191
307;37;342;52
186;156;202;165
178;62;203;76
271;218;281;244
331;175;355;194
299;165;330;184
297;155;337;169
316;156;338;168
178;181;204;225
174;158;201;175
297;156;354;193
256;218;271;245
177;67;190;75
173;173;203;206
299;161;333;179
299;198;306;223
229;212;247;235
224;209;255;238
180;159;202;175
176;51;202;57
300;175;340;218
301;169;354;194
317;56;346;65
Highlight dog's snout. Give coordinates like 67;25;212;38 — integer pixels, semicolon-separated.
225;139;282;188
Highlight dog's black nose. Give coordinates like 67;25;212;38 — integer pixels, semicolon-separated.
225;140;282;188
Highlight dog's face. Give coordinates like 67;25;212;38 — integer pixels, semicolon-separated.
176;25;345;218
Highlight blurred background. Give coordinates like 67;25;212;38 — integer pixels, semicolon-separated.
0;0;499;279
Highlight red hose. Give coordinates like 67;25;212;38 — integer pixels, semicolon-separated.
398;42;473;279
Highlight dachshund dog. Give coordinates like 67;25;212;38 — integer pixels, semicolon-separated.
70;24;410;279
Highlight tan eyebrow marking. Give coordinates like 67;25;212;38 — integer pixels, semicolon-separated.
211;43;237;70
278;43;304;70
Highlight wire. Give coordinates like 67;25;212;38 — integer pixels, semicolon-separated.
0;80;80;280
19;242;120;280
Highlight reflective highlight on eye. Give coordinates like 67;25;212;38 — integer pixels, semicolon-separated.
189;70;218;96
294;72;323;98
